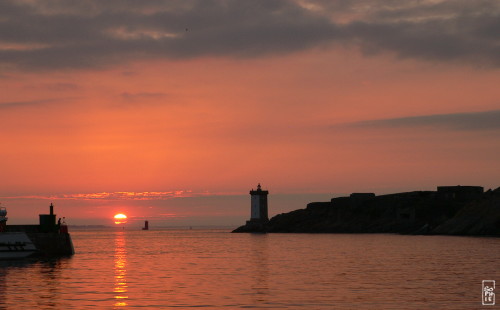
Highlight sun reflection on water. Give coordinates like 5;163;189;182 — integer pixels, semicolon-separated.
114;232;128;307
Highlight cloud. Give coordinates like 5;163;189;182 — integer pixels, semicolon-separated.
0;98;62;109
120;92;168;101
22;82;79;91
115;92;171;108
0;97;79;110
341;110;500;131
0;191;205;200
60;191;193;200
0;0;499;70
44;82;79;91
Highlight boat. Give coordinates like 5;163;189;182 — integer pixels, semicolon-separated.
0;204;74;258
0;233;37;259
0;207;37;259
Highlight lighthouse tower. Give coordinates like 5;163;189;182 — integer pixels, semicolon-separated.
249;183;269;223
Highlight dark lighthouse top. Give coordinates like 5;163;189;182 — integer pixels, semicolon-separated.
250;183;269;195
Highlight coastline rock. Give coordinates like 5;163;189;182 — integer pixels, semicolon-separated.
432;188;500;235
232;220;267;233
233;186;500;236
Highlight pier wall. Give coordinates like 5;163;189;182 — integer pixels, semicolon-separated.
27;232;75;256
6;225;75;256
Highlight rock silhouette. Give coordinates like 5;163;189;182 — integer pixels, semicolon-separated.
233;186;500;236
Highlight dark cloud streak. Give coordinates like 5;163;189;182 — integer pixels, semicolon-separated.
0;0;499;70
120;92;169;103
0;98;61;109
342;110;500;131
0;97;78;109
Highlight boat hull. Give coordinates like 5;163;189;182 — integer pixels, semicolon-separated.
0;232;37;259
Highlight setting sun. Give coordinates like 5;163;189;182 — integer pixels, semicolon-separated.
114;213;128;225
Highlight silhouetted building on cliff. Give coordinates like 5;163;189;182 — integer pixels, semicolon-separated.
249;183;269;223
232;184;270;233
233;184;497;235
437;185;483;200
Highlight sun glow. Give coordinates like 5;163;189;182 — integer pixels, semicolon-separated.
114;213;128;224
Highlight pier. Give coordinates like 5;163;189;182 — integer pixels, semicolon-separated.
3;204;75;257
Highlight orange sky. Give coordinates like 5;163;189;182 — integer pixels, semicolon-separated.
1;1;499;226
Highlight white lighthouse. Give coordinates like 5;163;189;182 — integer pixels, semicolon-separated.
249;183;269;223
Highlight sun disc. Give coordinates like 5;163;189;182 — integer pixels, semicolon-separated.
114;213;128;224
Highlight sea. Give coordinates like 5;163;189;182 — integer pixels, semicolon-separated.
1;229;499;309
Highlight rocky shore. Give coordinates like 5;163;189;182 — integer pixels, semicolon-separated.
233;186;500;236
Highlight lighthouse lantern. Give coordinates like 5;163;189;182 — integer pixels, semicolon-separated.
249;183;269;223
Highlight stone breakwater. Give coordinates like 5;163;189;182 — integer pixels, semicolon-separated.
233;186;500;236
6;225;75;256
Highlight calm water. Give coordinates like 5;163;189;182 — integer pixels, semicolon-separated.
1;229;499;309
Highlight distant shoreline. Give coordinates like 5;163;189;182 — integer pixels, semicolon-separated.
68;225;236;231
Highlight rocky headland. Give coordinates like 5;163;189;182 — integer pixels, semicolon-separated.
233;186;500;236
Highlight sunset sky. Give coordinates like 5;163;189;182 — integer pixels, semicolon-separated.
1;0;499;226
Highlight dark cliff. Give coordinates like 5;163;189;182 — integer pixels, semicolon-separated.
233;186;500;236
